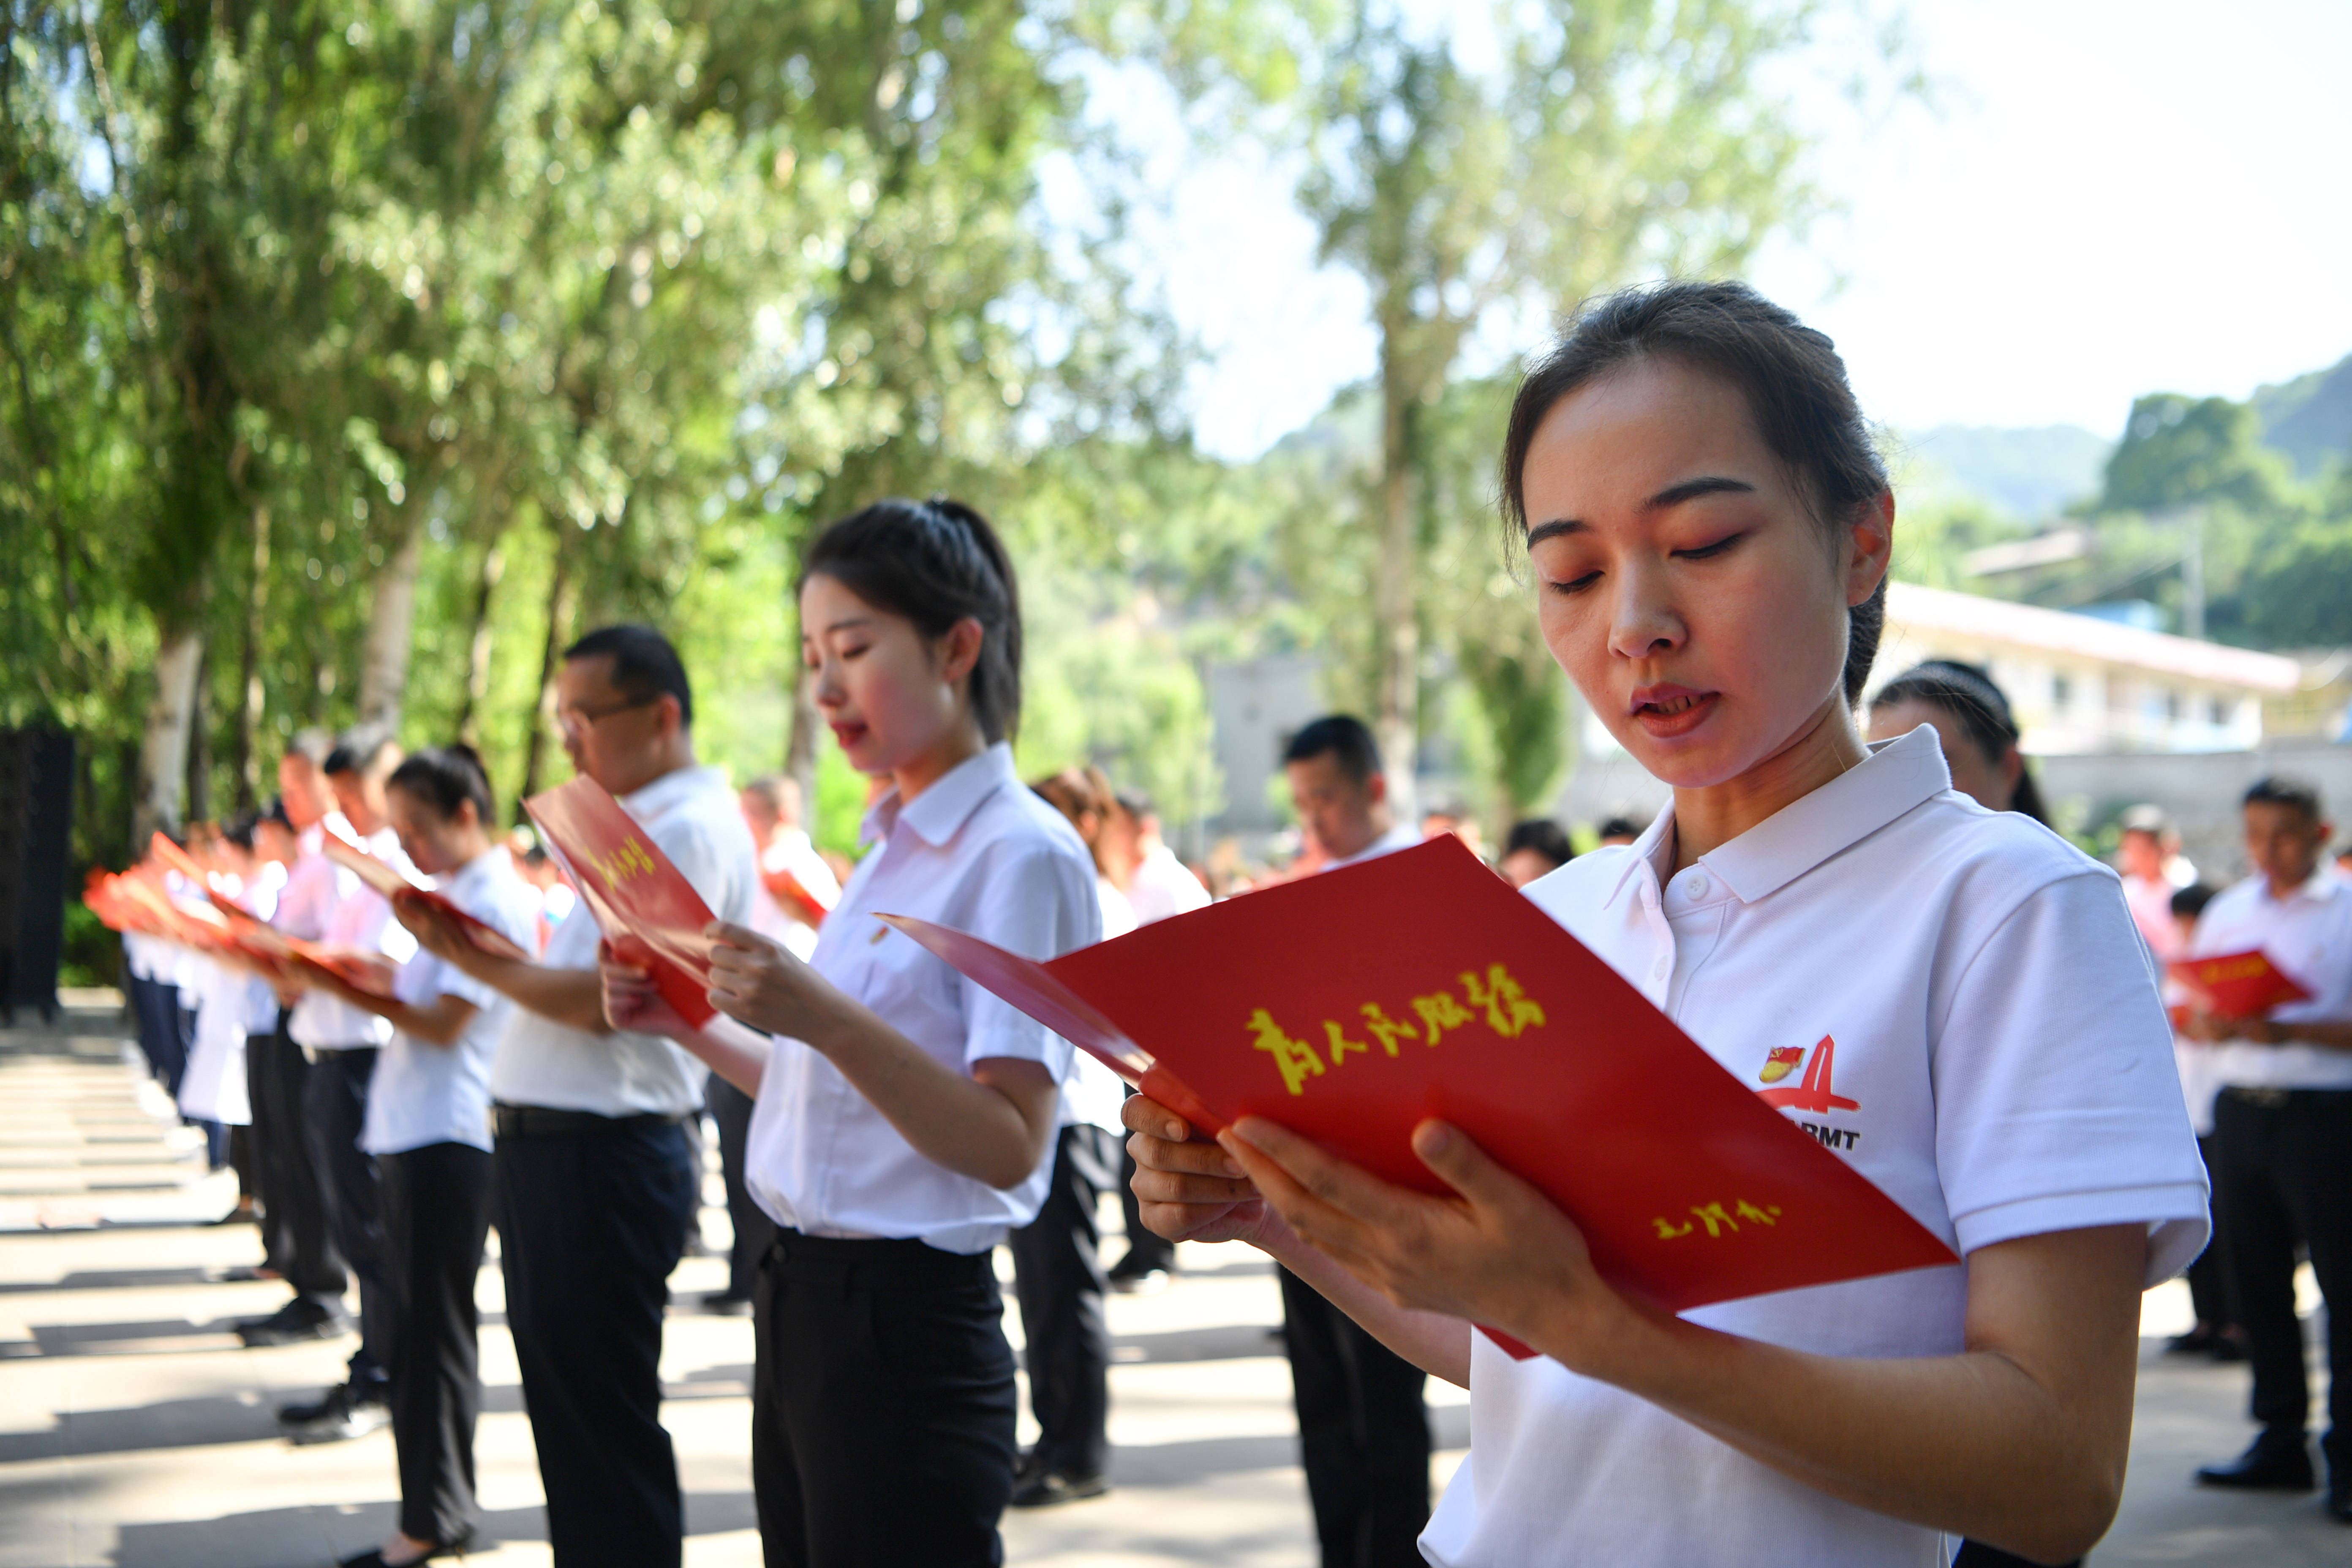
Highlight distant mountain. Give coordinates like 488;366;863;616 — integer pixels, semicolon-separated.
1899;424;2113;521
2251;354;2352;477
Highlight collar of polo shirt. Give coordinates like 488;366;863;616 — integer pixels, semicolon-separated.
1600;724;1956;910
861;742;1017;850
2259;867;2345;908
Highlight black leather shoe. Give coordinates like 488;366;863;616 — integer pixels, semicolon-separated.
2328;1481;2352;1524
1010;1466;1109;1508
2194;1434;2314;1491
338;1526;477;1565
237;1297;349;1347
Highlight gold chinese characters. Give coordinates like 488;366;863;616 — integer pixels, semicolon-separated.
1651;1200;1783;1240
1246;964;1548;1097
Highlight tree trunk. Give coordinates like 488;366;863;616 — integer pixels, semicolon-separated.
135;627;204;840
455;536;506;749
186;645;212;824
356;509;425;733
233;502;270;810
517;522;576;811
1372;340;1419;818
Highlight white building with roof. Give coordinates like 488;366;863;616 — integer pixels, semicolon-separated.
1868;583;2303;754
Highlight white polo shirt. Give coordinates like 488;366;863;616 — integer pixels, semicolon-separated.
1059;878;1136;1135
743;743;1100;1254
1127;844;1210;925
1325;820;1421;871
488;763;760;1117
1419;724;2208;1568
2190;868;2352;1091
287;827;419;1051
748;827;840;961
364;850;542;1156
272;816;351;943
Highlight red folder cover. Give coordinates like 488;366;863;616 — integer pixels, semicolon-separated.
524;777;720;1026
321;834;531;962
882;835;1957;1345
2167;949;2311;1019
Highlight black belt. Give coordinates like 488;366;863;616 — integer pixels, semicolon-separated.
2219;1085;2352;1110
491;1102;687;1139
763;1228;996;1289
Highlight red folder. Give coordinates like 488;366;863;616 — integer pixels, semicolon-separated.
321;834;531;962
882;835;1957;1350
2167;949;2312;1019
525;777;720;1026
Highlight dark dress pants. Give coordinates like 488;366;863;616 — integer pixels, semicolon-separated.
1008;1122;1115;1477
495;1113;697;1568
380;1141;494;1546
305;1047;389;1389
2183;1133;2234;1332
127;973;187;1094
752;1229;1018;1568
1277;1265;1430;1568
2211;1087;2352;1442
706;1077;775;1299
1114;1088;1175;1274
249;1020;345;1299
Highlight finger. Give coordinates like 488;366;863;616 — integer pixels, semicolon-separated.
1126;1128;1244;1179
705;920;773;954
1217;1124;1374;1254
1409;1120;1535;1214
1120;1094;1192;1143
1128;1161;1257;1207
1227;1116;1423;1227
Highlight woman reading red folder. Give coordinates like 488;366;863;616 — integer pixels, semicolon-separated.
1123;283;2208;1568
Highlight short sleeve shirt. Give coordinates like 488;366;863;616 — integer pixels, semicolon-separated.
743;743;1102;1253
487;764;762;1116
362;850;542;1156
2190;869;2352;1090
287;827;420;1050
1418;725;2209;1568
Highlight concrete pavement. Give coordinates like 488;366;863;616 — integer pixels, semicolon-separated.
1;1004;2341;1566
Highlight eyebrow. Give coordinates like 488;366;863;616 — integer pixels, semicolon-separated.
1524;475;1757;546
806;615;877;638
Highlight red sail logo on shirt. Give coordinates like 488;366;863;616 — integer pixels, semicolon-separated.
1756;1036;1860;1113
1757;1045;1804;1084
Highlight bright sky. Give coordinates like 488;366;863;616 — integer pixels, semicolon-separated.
1122;0;2352;460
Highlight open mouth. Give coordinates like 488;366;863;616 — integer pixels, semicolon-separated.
1630;689;1718;737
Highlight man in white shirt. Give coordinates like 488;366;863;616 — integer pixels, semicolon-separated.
2182;777;2352;1519
1272;715;1430;1567
239;730;384;1358
2118;805;2189;963
400;624;758;1568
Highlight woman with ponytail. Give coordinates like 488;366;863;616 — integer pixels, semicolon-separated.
602;498;1101;1565
1120;282;2206;1568
304;744;539;1566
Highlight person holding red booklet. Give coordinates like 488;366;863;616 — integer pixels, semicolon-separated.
2177;776;2352;1515
1123;282;2209;1568
602;497;1099;1567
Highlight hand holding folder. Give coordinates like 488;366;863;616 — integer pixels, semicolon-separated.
880;835;1955;1351
320;833;531;963
525;777;721;1026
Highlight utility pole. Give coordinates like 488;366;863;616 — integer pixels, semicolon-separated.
2182;507;2205;640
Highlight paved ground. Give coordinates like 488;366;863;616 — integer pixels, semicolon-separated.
0;1004;2342;1566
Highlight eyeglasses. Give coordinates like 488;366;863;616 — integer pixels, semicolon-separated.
556;693;659;738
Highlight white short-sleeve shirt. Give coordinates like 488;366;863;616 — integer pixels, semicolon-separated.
1127;843;1210;925
363;850;543;1156
287;827;420;1050
743;742;1101;1253
749;828;840;961
2189;868;2352;1091
488;763;761;1117
1418;725;2209;1568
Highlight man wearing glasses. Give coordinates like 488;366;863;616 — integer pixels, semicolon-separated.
399;624;759;1568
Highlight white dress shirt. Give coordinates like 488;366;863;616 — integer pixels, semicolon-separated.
2191;868;2352;1091
1059;878;1135;1134
489;763;760;1117
1127;843;1210;925
363;850;542;1156
272;816;351;943
1324;821;1422;872
743;743;1101;1253
287;827;419;1050
1418;725;2208;1568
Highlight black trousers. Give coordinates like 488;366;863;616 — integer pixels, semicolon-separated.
126;973;189;1097
1114;1088;1175;1274
495;1113;697;1568
2183;1133;2233;1332
2211;1087;2352;1440
305;1047;389;1389
1009;1123;1115;1476
249;1021;345;1299
752;1229;1018;1568
381;1141;494;1546
707;1077;775;1299
1277;1266;1429;1568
